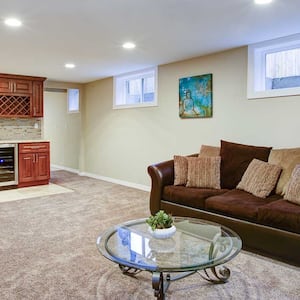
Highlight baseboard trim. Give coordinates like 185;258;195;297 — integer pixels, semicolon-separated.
51;164;80;174
51;165;150;192
79;171;150;192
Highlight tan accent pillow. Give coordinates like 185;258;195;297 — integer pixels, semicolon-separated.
186;156;221;189
199;145;220;157
174;155;188;185
237;159;282;198
284;165;300;205
268;148;300;195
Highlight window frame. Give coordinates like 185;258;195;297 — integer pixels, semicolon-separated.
247;33;300;99
113;67;158;109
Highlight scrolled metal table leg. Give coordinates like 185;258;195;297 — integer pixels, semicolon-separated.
198;265;231;284
152;272;165;300
119;264;142;276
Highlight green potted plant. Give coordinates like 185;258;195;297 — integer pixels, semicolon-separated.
146;210;176;239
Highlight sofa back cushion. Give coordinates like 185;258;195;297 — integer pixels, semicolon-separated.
220;140;272;189
199;145;220;157
268;148;300;195
237;159;282;198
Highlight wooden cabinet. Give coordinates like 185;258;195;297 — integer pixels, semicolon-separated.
32;81;44;117
18;142;50;187
0;77;32;94
0;73;46;118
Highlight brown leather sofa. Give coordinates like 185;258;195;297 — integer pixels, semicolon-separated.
147;141;300;266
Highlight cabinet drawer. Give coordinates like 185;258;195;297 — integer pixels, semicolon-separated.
19;142;49;153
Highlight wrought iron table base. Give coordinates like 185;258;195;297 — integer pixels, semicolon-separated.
119;264;230;300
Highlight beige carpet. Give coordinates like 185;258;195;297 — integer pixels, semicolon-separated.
0;170;299;300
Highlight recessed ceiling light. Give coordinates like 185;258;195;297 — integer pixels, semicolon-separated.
255;0;272;4
4;18;22;27
122;42;136;49
65;63;75;69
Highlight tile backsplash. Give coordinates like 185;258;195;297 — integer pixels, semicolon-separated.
0;118;42;140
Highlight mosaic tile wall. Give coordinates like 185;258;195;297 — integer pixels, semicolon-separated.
0;118;42;140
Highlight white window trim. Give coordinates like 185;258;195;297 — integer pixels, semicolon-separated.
113;67;158;109
248;33;300;99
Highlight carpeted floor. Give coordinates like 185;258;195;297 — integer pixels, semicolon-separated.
0;170;299;300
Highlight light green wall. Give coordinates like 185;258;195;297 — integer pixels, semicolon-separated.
43;81;83;171
82;46;300;187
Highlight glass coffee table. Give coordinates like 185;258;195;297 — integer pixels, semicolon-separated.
96;217;242;300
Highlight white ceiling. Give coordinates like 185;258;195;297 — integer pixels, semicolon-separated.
1;0;300;83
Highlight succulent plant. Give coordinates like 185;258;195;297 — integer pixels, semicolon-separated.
146;210;174;230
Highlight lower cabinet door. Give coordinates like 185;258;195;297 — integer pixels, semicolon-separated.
18;149;50;187
18;153;35;183
35;152;50;181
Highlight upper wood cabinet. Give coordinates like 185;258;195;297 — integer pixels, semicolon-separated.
32;81;44;117
0;78;32;94
0;73;46;118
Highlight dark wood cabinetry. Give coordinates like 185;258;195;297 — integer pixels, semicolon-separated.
0;73;46;118
18;142;50;187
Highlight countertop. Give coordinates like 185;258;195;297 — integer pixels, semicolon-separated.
0;140;49;144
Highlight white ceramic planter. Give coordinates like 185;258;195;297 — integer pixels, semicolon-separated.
148;225;176;239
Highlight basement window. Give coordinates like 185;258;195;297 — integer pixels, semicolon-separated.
113;67;158;109
248;34;300;99
68;89;80;113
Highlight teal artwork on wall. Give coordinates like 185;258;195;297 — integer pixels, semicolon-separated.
179;73;212;118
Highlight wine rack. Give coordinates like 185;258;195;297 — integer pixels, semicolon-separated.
0;95;31;117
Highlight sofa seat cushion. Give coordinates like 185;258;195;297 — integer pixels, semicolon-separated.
205;189;281;222
162;185;228;209
257;199;300;234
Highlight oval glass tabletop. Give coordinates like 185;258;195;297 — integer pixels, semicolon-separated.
97;217;242;273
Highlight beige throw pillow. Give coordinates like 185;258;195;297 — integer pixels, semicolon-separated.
174;155;188;185
268;148;300;195
237;159;282;198
186;156;221;189
284;165;300;205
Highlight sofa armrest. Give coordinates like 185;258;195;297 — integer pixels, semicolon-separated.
148;153;199;214
147;159;174;214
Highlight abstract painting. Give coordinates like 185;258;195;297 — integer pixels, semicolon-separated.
179;73;212;118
